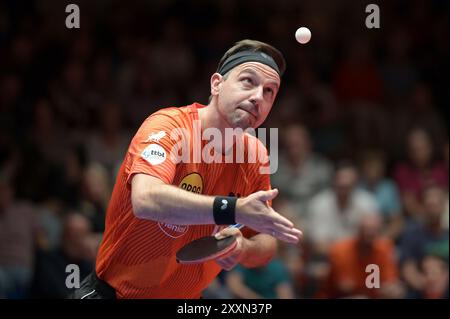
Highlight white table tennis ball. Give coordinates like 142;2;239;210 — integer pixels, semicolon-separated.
295;27;311;44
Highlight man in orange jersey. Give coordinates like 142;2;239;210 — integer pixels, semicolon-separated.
71;39;302;299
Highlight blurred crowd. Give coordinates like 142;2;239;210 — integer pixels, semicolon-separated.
0;0;448;299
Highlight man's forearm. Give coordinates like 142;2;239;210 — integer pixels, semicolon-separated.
132;177;215;225
240;233;277;268
131;174;301;246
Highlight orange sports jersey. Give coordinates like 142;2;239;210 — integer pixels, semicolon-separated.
96;102;272;298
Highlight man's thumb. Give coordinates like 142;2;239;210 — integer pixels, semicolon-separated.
214;227;240;240
256;188;279;202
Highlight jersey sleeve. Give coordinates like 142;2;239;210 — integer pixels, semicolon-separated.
126;112;181;185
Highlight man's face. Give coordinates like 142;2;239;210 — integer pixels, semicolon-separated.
334;167;358;200
284;125;311;160
408;129;433;168
212;62;280;130
358;214;382;246
362;159;384;183
423;187;446;221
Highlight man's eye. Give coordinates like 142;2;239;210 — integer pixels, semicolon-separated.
264;88;274;95
242;77;253;85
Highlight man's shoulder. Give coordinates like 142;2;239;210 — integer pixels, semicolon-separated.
147;104;193;121
139;104;198;132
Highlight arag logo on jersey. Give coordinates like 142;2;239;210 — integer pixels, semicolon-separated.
179;172;203;194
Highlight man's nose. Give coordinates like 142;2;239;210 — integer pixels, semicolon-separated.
249;86;264;106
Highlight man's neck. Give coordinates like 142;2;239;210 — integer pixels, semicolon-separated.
197;102;238;155
197;103;220;131
337;195;350;212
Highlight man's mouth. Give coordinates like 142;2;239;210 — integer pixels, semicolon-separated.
238;106;257;120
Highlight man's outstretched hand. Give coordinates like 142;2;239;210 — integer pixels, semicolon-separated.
235;188;303;244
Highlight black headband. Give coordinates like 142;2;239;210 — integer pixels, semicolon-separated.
218;50;282;77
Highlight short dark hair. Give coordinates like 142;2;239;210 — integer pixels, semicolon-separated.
334;159;357;173
216;39;286;76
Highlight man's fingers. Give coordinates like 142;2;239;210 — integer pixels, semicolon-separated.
272;222;303;238
267;208;294;229
256;188;279;202
261;222;302;244
264;226;301;244
214;227;241;240
272;232;301;244
215;244;241;260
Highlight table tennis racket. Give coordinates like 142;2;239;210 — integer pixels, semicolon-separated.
176;224;243;264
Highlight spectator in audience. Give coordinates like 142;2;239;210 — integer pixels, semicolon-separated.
416;254;448;299
391;84;446;158
277;243;304;298
79;162;111;233
382;26;417;105
226;256;295;299
306;160;379;255
85;101;130;178
50;59;90;130
303;161;379;295
0;72;24;138
29;99;68;166
320;214;404;298
0;174;39;298
272;124;333;220
47;145;86;210
394;128;448;218
31;213;96;298
399;185;449;297
358;149;404;240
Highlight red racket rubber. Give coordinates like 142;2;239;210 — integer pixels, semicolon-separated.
176;235;238;264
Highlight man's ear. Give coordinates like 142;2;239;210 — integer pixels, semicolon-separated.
210;73;223;96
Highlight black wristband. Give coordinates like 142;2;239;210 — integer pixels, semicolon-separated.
213;196;237;225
